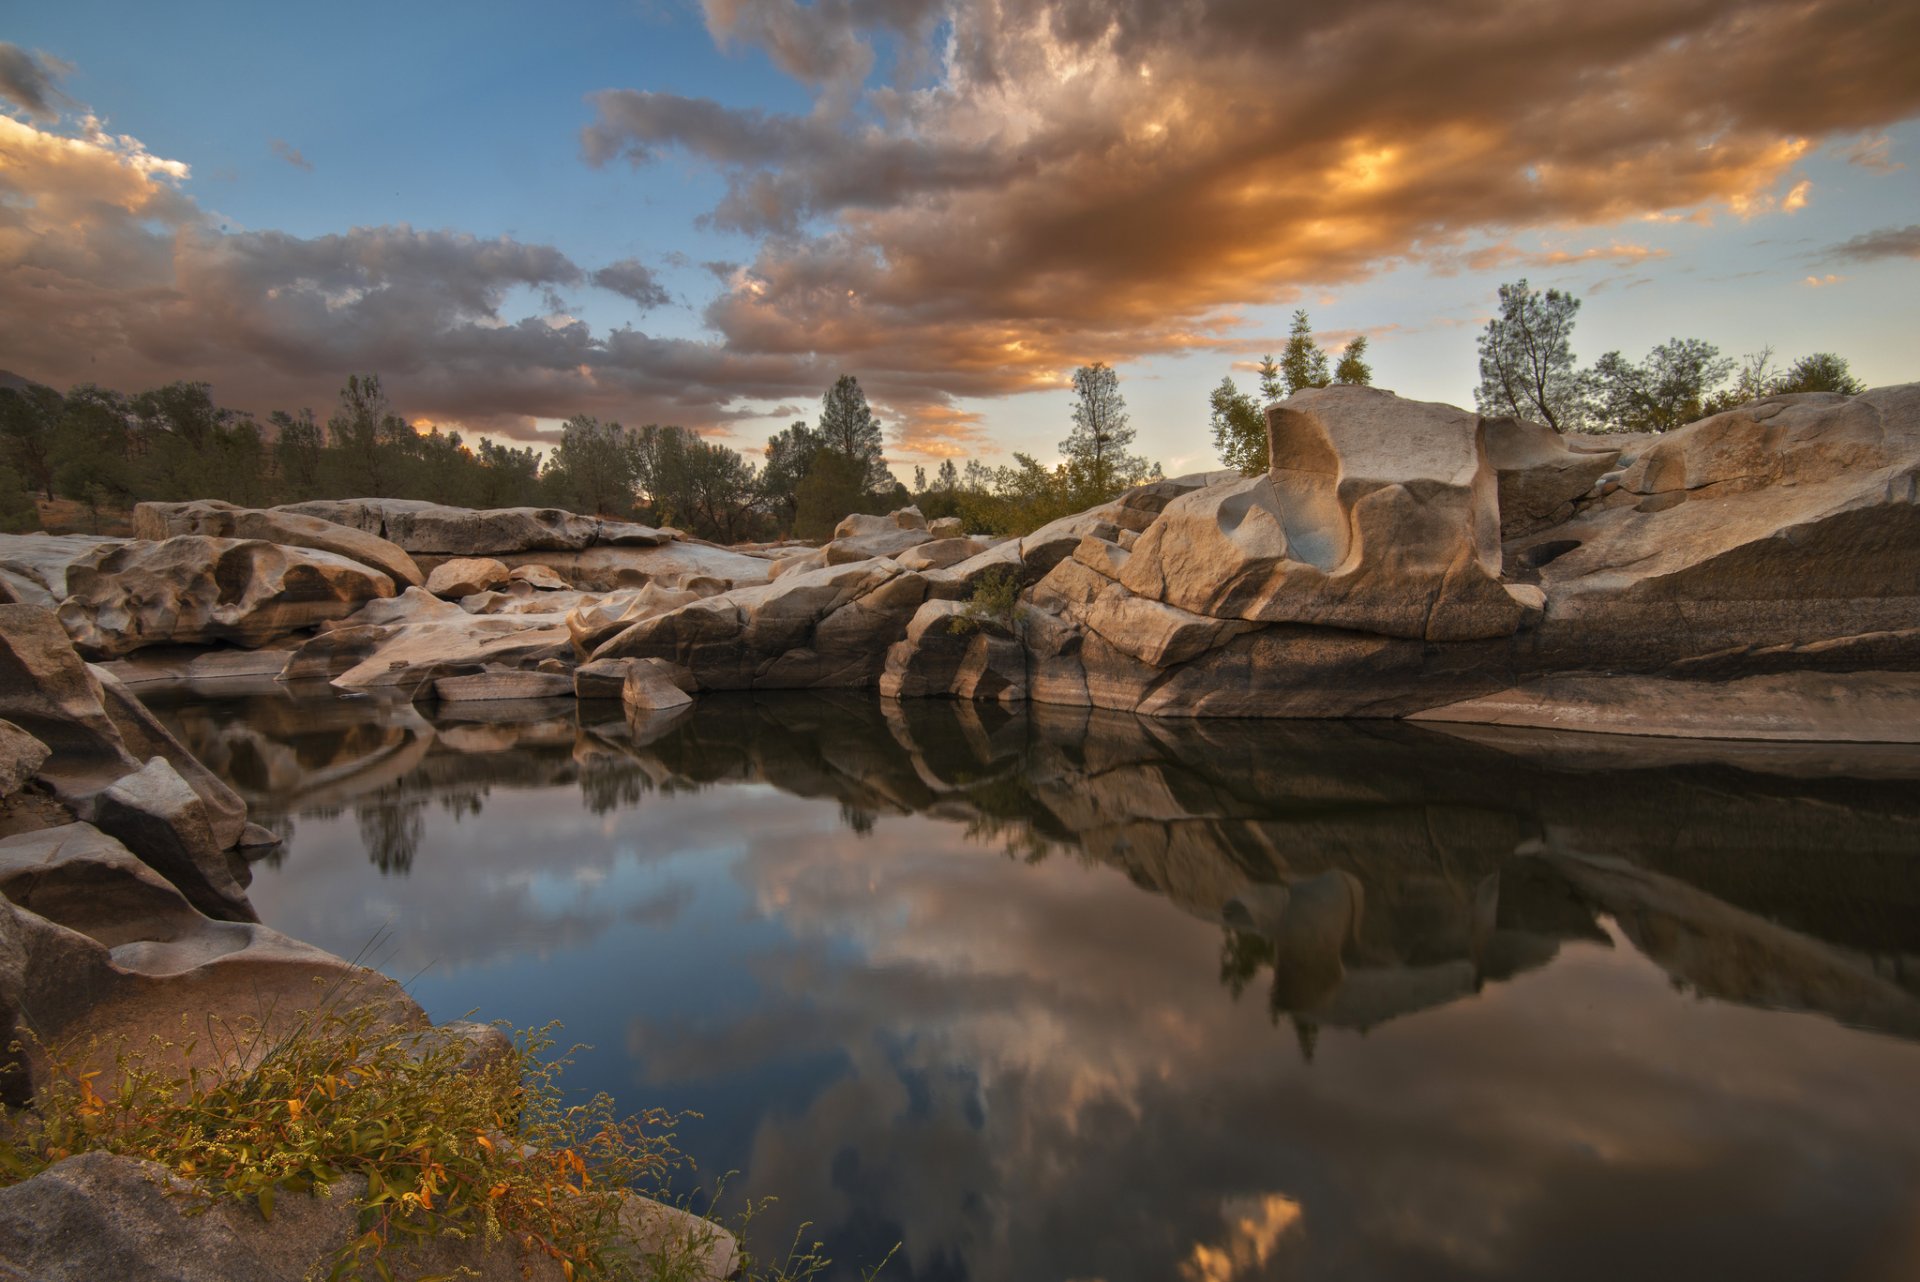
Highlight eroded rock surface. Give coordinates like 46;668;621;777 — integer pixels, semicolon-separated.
133;500;424;588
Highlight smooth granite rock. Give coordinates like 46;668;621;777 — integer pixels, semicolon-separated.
132;500;424;588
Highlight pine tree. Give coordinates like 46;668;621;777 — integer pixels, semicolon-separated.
1209;376;1267;475
1333;335;1373;386
1256;355;1285;405
816;374;890;492
1474;280;1586;432
1061;362;1152;505
1279;310;1331;395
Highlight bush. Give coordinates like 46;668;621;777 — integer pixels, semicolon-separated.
0;1005;845;1281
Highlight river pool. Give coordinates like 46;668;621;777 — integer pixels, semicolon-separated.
145;687;1920;1282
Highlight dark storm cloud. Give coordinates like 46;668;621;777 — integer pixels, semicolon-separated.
0;44;71;122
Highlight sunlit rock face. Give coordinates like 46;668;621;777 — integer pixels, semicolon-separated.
132;500;424;588
51;537;395;659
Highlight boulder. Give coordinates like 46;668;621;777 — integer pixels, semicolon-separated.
825;511;934;565
1113;389;1532;642
0;607;247;849
1518;384;1920;669
509;563;570;591
0;721;49;800
0;534;126;607
880;600;1027;702
52;537;396;658
565;583;705;654
328;585;469;629
622;665;694;712
425;556;511;598
928;516;966;539
593;559;926;690
132;500;424;588
89;758;256;922
313;614;575;692
471;541;777;593
895;537;987;572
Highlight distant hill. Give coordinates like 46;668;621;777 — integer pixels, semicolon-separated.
0;370;49;395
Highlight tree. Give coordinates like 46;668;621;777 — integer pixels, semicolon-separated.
543;415;638;516
0;462;35;533
1279;310;1331;396
1256;355;1285;405
270;409;324;499
1061;361;1152;504
1209;376;1268;476
0;381;65;499
1333;335;1373;386
474;439;543;508
1475;279;1586;432
793;448;875;541
1587;338;1734;433
936;458;960;491
816;375;890;492
327;374;408;497
760;420;821;532
1777;352;1865;395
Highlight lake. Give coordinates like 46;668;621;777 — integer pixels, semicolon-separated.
145;685;1920;1282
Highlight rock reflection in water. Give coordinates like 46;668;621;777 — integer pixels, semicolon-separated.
146;686;1920;1281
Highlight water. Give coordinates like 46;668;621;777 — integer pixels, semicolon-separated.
146;686;1920;1282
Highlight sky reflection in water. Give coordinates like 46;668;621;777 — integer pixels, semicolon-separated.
148;688;1920;1282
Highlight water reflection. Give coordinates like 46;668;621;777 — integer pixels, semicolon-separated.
145;686;1920;1281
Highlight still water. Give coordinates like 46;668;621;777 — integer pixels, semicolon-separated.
146;686;1920;1282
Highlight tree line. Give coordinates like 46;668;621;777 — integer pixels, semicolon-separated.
0;364;1162;541
1473;279;1867;434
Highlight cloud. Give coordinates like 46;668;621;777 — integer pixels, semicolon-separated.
1835;133;1904;173
1802;273;1845;287
0;43;71;122
1818;222;1920;264
269;138;313;171
583;0;1920;431
589;257;672;310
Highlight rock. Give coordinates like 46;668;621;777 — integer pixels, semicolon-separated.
0;533;126;607
594;559;927;690
928;516;966;539
509;563;570;590
0;608;247;849
1019;509;1123;578
825;511;934;565
52;537;396;658
880;600;1027;702
0;722;48;800
922;538;1029;602
895;537;986;572
330;585;471;629
1114;388;1529;642
0;823;422;1095
314;614;575;692
0;1151;736;1282
573;657;635;699
622;665;694;712
425;556;511;598
769;547;829;579
132;500;424;588
1519;383;1920;669
1034;555;1255;668
277;498;672;556
1481;416;1618;539
565;583;704;654
90;758;256;922
472;541;778;593
432;669;576;702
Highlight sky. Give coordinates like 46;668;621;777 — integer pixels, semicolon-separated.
2;0;1918;479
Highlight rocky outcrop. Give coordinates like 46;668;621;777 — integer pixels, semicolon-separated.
880;600;1027;702
276;498;672;555
132;499;424;588
43;536;395;658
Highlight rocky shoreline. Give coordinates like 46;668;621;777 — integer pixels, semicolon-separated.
0;604;738;1277
4;383;1914;743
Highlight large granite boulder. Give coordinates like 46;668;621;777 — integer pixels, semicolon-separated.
0;721;47;800
824;510;934;565
880;599;1027;702
1517;384;1920;669
424;555;511;598
1481;416;1620;539
478;540;779;593
1117;387;1531;642
0;534;124;608
49;537;395;658
132;500;424;588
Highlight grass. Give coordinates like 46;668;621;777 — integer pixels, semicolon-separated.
952;566;1027;637
0;1002;865;1282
